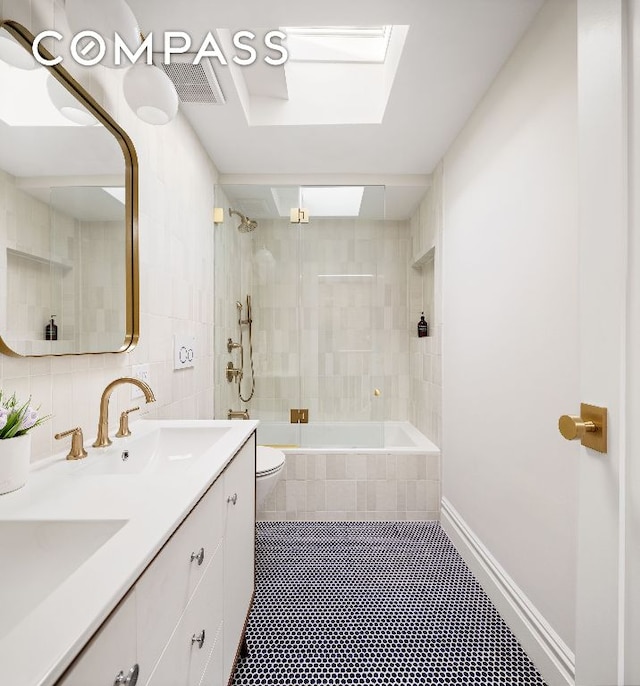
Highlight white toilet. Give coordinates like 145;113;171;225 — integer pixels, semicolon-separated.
256;446;286;510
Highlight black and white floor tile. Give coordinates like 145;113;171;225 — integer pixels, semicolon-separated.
232;521;548;686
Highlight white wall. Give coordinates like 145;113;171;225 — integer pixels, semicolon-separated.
0;0;218;460
441;0;578;656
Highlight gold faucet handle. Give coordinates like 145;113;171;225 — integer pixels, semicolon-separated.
55;427;88;461
116;407;140;438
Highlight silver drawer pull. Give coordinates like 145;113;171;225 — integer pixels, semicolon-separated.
191;629;206;649
114;664;139;685
190;547;205;566
227;493;238;505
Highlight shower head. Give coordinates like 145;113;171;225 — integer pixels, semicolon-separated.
229;208;257;233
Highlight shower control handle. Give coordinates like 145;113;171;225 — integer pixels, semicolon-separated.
227;338;242;353
226;362;242;383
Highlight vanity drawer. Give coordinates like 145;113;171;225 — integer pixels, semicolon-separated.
57;590;137;686
198;624;224;686
136;480;224;673
143;543;224;686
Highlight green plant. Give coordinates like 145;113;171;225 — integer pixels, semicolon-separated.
0;391;50;440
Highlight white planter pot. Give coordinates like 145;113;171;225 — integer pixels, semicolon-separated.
0;434;32;495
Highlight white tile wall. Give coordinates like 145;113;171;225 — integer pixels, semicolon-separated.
0;0;218;461
409;164;443;448
77;220;126;352
212;187;254;420
259;451;441;521
0;171;76;352
211;198;444;520
247;217;412;423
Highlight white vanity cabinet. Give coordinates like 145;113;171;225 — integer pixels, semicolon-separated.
56;434;256;686
54;590;138;686
222;438;256;678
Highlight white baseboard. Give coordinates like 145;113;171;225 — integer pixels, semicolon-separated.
441;497;575;686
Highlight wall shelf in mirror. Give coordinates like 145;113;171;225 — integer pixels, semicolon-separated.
7;247;73;271
0;20;139;357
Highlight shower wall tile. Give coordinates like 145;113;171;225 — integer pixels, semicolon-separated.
212;187;444;519
239;217;411;424
409;164;443;449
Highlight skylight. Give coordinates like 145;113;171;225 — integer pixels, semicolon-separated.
283;26;392;63
301;186;364;217
226;24;408;127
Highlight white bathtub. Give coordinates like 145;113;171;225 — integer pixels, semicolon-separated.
257;420;438;454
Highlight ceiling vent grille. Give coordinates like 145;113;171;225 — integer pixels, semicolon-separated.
153;54;226;105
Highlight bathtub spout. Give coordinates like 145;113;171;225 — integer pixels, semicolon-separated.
228;409;250;420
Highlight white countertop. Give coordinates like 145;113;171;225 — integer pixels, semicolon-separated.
0;419;259;686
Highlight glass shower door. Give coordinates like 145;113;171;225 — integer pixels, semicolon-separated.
297;187;386;449
249;202;303;448
218;183;387;449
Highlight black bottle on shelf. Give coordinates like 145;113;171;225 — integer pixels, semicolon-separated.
417;312;428;338
45;315;58;341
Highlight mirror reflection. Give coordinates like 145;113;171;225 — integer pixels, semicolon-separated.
0;23;136;356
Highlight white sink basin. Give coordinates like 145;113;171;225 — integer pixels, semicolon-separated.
81;426;231;476
0;519;127;639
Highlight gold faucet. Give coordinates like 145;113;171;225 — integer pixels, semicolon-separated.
93;377;156;448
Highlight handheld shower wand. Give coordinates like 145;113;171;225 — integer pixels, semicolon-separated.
239;294;255;402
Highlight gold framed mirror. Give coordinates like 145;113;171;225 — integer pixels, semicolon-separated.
0;20;138;356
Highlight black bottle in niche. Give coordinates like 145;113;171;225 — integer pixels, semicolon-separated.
417;312;428;338
45;315;58;341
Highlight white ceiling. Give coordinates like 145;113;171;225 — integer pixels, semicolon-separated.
127;0;544;219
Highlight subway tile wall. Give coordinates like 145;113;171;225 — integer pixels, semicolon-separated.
212;195;443;449
76;220;126;353
259;451;440;521
409;164;443;448
248;217;412;423
211;193;444;521
213;187;254;419
0;170;77;353
0;0;218;460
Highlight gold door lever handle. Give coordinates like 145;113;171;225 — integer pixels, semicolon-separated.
558;415;597;441
558;403;607;453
